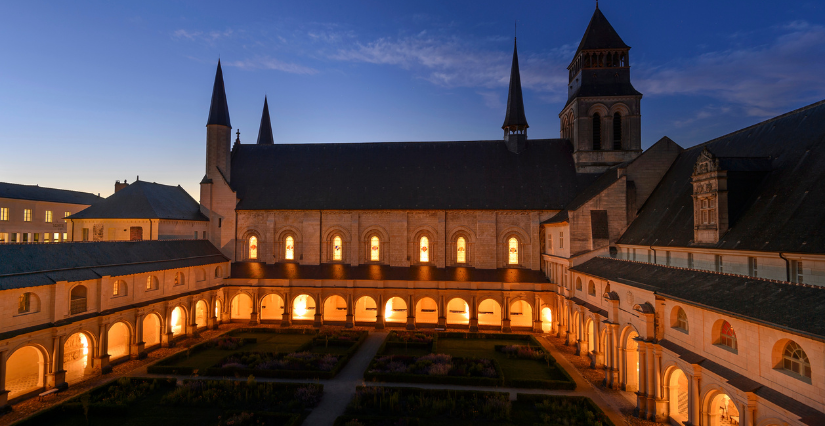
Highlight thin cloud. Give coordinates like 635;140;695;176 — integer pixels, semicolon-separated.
226;57;318;75
173;28;234;42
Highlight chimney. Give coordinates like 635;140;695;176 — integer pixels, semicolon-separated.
115;179;128;193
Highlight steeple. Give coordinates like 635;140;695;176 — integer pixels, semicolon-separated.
502;38;528;154
256;96;274;145
575;6;629;56
206;60;232;128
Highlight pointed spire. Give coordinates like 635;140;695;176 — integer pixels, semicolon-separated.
576;7;629;54
502;38;528;131
256;96;275;145
206;60;232;127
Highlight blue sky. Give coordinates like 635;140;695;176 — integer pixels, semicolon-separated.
2;0;824;198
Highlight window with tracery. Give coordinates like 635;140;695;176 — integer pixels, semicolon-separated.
782;341;811;379
456;237;466;263
674;307;688;332
18;293;31;313
700;197;716;224
370;236;380;261
249;236;258;260
592;113;602;150
420;236;429;262
613;112;622;150
333;236;342;261
285;236;294;260
508;237;519;265
719;321;737;351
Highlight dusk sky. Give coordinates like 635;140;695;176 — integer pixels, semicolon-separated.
2;1;824;199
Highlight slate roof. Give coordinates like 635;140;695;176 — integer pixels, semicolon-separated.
542;168;619;224
576;7;629;54
502;39;528;130
256;96;274;145
230;139;599;210
68;180;208;221
231;262;549;284
571;257;825;338
0;240;228;290
0;182;103;205
618;99;825;253
206;60;231;127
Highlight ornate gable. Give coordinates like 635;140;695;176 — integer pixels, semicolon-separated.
690;148;728;244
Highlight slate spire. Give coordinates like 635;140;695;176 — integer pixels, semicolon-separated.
575;6;629;55
502;38;529;132
206;60;232;127
256;96;275;145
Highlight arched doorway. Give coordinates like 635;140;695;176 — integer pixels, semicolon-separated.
541;307;553;333
510;300;532;328
624;330;640;392
446;298;469;326
170;306;185;336
260;294;284;321
230;293;253;321
215;299;222;322
143;314;161;347
195;300;208;329
63;332;93;383
705;391;740;426
384;297;407;323
324;295;348;322
5;346;45;398
292;294;316;321
586;320;595;354
668;368;689;424
415;297;438;324
478;299;502;327
354;296;377;323
107;322;130;361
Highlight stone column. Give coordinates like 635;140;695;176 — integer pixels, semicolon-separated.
47;335;67;390
314;293;323;328
96;323;111;373
556;296;567;339
281;292;292;327
646;343;656;419
469;295;479;332
501;296;512;333
746;399;757;426
345;293;354;328
437;295;446;328
532;295;542;332
132;313;145;359
688;371;701;426
610;325;619;390
249;291;260;326
636;342;647;416
654;347;667;422
375;294;385;329
0;350;8;410
189;300;200;336
406;294;415;330
592;318;602;368
208;295;218;330
161;306;174;348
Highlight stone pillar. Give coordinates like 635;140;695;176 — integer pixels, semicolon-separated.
189;300;200;336
645;343;656;419
592;318;602;368
0;350;8;410
610;325;619;390
532;295;542;332
132;313;145;359
654;347;667;422
501;296;511;332
746;398;757;426
437;295;446;328
406;295;415;330
375;294;385;329
556;296;567;339
688;371;700;426
469;295;479;332
47;335;67;390
281;292;292;327
208;295;218;330
575;310;585;355
636;342;647;416
249;291;260;326
97;323;111;373
345;294;354;328
313;293;323;328
161;307;174;348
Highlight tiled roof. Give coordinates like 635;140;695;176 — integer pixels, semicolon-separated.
0;182;103;205
68;180;208;221
576;7;629;54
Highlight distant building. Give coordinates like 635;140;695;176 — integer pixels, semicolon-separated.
0;182;102;243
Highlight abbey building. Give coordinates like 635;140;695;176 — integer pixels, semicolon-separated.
0;6;823;426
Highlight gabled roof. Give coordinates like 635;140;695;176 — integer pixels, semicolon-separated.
0;182;103;205
68;180;208;221
256;96;275;145
0;240;228;290
502;38;528;130
206;60;231;127
576;6;629;54
229;139;598;210
618;99;825;253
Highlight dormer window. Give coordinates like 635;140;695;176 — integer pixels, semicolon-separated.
691;148;728;244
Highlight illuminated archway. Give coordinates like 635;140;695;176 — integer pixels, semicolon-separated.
215;299;222;321
446;298;469;325
292;294;316;321
478;299;502;326
510;299;532;328
586;319;595;353
354;296;377;323
324;295;348;322
230;293;253;320
261;294;284;320
143;313;161;347
384;297;407;323
5;345;45;398
668;368;689;424
704;390;740;426
63;332;93;383
107;322;130;360
624;329;640;392
195;300;208;328
170;306;185;336
415;297;438;324
541;307;553;333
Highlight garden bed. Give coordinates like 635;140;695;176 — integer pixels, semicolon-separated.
11;377;320;426
366;353;503;386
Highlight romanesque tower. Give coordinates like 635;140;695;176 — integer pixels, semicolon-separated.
561;5;643;173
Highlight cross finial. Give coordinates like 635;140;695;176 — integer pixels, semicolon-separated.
596;0;599;9
235;129;241;144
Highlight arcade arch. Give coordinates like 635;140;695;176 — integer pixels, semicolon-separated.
261;294;285;320
142;313;161;347
324;295;348;322
540;307;552;333
230;293;253;320
107;322;130;360
354;296;377;323
446;298;469;325
195;300;208;328
5;345;46;398
170;306;185;336
415;297;438;324
292;294;316;321
384;296;407;323
63;331;93;383
510;299;532;328
478;299;502;327
667;367;689;424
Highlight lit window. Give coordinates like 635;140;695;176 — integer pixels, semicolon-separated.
113;281;120;296
456;237;466;263
797;261;804;283
782;341;812;379
18;293;31;313
45;211;52;223
0;207;8;221
64;211;71;218
333;236;342;261
174;272;184;286
146;276;158;290
23;209;32;222
62;232;67;241
285;236;294;260
674;307;688;332
249;236;258;259
370;236;380;261
508;237;519;265
44;233;51;242
420;236;429;262
0;233;7;243
718;321;737;351
54;233;60;242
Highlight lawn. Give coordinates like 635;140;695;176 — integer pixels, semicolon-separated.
163;331;315;371
435;338;569;383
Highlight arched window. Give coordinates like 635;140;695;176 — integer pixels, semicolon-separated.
18;293;32;313
332;236;342;261
718;321;737;351
249;236;258;260
146;275;159;290
70;285;87;315
673;307;689;332
419;236;429;262
576;278;582;291
370;236;380;261
782;341;811;379
508;237;519;265
613;112;622;150
113;280;127;297
215;266;223;278
456;237;466;264
285;236;295;260
588;280;596;296
174;272;185;287
592;113;601;150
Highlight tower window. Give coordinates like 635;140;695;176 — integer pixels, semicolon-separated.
249;236;258;260
370;236;380;261
419;236;429;262
332;236;342;261
456;237;466;263
285;236;294;260
508;237;519;265
613;112;622;150
592;113;601;150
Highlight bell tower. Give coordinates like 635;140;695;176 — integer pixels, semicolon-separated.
560;5;642;173
205;59;232;182
502;38;528;154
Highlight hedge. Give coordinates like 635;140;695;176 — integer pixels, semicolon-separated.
516;393;615;426
146;337;259;375
364;356;504;387
333;415;421;426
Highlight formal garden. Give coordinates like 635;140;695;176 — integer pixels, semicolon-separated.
333;386;613;426
11;377;322;426
148;328;367;379
365;331;575;389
